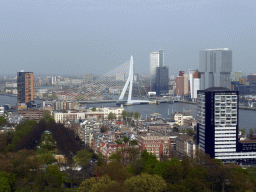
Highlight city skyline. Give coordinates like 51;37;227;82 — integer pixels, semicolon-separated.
0;0;255;76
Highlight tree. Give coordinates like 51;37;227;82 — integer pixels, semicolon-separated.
187;129;196;136
109;153;121;163
121;110;129;120
39;152;56;165
101;125;109;133
134;112;140;120
95;152;107;166
78;175;120;192
0;172;11;192
141;150;158;174
50;94;58;99
183;166;210;192
115;140;122;144
45;164;64;189
124;173;167;192
129;140;138;146
123;136;129;143
43;110;54;124
240;128;246;136
108;112;116;121
74;149;92;167
93;162;132;183
0;116;6;126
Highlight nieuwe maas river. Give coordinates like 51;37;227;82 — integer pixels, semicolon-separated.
1;95;256;134
87;102;256;134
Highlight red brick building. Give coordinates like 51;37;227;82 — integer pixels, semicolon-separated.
176;76;184;96
137;135;172;160
17;108;43;121
101;142;129;162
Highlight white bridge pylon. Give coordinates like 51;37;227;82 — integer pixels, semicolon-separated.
118;56;150;105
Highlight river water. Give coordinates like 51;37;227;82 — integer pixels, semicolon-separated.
86;102;256;134
1;95;255;134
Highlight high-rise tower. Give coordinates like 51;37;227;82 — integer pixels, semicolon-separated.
149;49;164;91
199;48;232;90
17;71;34;104
197;87;238;159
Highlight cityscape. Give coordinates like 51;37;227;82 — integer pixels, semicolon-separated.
0;0;256;191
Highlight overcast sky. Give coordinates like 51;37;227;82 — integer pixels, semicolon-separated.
0;0;255;76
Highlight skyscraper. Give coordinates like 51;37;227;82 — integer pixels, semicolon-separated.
189;70;201;101
149;49;164;91
17;71;34;104
199;48;232;90
197;87;256;164
197;87;238;159
155;66;169;96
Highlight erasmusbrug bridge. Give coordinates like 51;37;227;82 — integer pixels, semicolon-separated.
60;56;150;105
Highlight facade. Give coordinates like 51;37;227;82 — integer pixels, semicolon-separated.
155;66;169;96
197;87;256;164
199;48;232;90
138;135;172;160
53;111;86;124
174;112;193;126
149;49;164;91
176;76;184;96
197;87;238;158
248;74;256;85
234;71;242;82
159;49;164;67
176;134;194;157
189;70;201;101
17;109;43;121
17;71;34;104
183;74;189;95
149;51;159;91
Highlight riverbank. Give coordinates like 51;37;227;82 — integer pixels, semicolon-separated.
178;100;256;111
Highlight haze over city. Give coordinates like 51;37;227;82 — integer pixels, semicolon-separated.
0;0;255;76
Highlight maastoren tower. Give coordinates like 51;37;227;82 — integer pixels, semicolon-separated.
199;48;232;90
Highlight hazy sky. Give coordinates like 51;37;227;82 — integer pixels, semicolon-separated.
0;0;255;76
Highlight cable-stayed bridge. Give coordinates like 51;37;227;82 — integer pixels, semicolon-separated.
56;56;150;105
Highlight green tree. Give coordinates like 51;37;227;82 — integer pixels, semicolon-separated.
121;110;129;120
124;173;167;192
93;162;132;183
129;140;138;146
240;128;246;136
50;94;58;99
45;164;64;188
108;112;116;121
39;152;56;165
0;172;11;192
183;166;209;192
115;140;122;144
129;112;134;118
134;112;140;120
123;136;129;143
187;129;196;136
109;153;121;163
95;152;107;166
141;150;158;174
74;149;93;167
0;116;7;126
78;175;120;192
43;110;54;124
